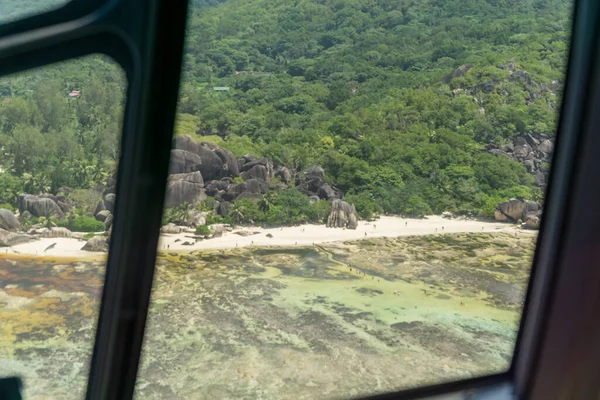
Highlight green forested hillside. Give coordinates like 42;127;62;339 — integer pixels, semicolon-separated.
177;0;571;216
0;0;572;220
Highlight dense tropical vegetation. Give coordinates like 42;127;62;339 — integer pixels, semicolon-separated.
0;0;572;226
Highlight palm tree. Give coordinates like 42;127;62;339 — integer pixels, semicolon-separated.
39;209;57;230
258;191;277;212
228;202;245;224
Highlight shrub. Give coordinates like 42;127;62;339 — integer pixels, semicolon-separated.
58;216;105;232
162;203;190;225
69;189;102;215
205;213;224;225
197;197;218;212
195;225;212;236
0;203;14;212
307;200;331;223
343;192;382;220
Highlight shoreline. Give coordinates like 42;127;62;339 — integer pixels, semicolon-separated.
1;215;533;259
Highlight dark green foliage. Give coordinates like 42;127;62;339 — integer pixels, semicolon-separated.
195;225;212;235
56;216;105;232
197;197;218;212
162;203;190;226
224;189;333;226
343;192;381;220
0;203;15;212
205;213;228;225
0;0;571;219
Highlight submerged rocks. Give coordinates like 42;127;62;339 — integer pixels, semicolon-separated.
327;199;359;230
0;209;20;231
81;236;108;252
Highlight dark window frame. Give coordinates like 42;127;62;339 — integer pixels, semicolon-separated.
0;0;598;399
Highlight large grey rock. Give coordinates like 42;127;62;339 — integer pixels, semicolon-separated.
103;193;116;213
523;200;540;215
41;227;72;238
18;194;65;219
0;229;30;246
160;223;184;234
57;201;72;214
104;213;113;230
317;184;337;200
494;199;539;222
165;171;206;208
303;166;326;192
224;179;267;201
217;201;231;217
205;180;230;196
538;140;554;154
81;236;108;252
241;164;269;182
513;144;532;159
173;134;203;154
245;179;267;194
173;136;234;179
169;149;202;174
327;199;359;229
94;200;106;216
213;147;240;177
0;209;20;231
210;224;228;238
275;166;292;183
95;210;111;222
186;210;207;227
494;199;525;221
525;215;541;230
241;157;268;172
196;145;225;180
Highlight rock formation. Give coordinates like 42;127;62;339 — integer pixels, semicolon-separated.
0;209;20;231
487;134;554;189
18;194;65;219
81;236;109;252
165;171;206;208
327;199;359;229
0;229;30;246
494;198;542;229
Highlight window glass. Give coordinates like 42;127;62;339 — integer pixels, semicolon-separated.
137;0;572;398
0;0;70;24
0;55;125;398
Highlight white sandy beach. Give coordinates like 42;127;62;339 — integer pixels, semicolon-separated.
1;215;532;258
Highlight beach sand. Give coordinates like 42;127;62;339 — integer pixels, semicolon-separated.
2;215;531;258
